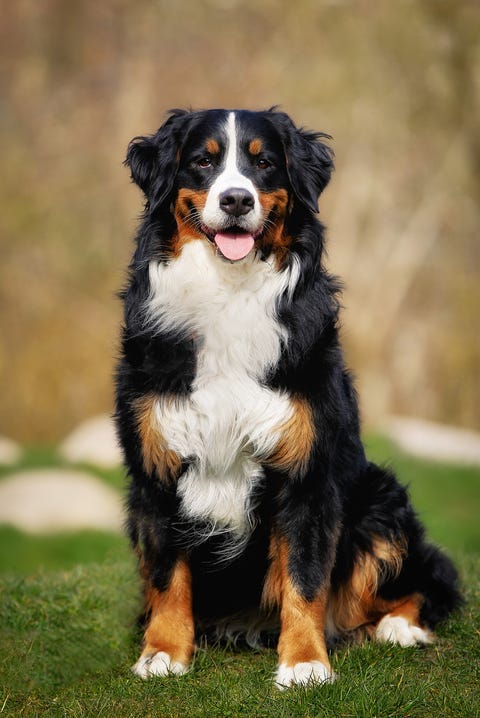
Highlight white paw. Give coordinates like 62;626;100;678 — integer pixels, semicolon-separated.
275;661;336;690
376;615;433;647
132;651;189;678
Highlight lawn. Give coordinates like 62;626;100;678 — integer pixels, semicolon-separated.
0;437;479;718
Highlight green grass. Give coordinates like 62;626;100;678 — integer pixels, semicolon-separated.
0;526;129;574
0;556;478;718
0;438;479;717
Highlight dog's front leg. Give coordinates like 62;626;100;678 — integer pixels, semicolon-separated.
132;555;195;678
126;393;195;678
263;529;337;689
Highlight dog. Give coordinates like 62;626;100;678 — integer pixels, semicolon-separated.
115;108;461;688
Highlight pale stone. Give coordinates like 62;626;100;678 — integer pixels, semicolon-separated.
58;414;123;468
384;416;480;466
0;469;123;533
0;436;22;465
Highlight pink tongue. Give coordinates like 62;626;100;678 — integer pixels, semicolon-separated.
214;232;255;261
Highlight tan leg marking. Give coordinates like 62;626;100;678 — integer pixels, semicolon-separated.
328;537;406;634
262;535;331;670
327;537;431;646
141;558;195;665
134;394;182;485
378;593;423;622
374;592;432;646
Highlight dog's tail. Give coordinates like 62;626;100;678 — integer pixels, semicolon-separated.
417;543;463;628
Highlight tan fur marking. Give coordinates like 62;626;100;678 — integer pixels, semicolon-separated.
262;535;331;669
249;138;263;155
172;188;209;255
142;558;195;664
279;582;330;667
134;394;182;485
261;532;284;611
265;396;315;476
328;537;407;634
205;138;220;154
380;593;423;624
257;189;292;268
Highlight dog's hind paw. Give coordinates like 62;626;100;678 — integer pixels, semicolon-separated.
132;651;189;678
375;615;433;647
275;661;336;690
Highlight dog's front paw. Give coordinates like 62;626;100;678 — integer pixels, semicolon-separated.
275;661;336;690
132;651;190;678
375;615;433;647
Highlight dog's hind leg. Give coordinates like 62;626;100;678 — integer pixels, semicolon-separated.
372;542;461;646
374;593;433;646
330;462;461;647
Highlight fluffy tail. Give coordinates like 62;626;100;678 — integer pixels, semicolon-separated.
417;543;462;628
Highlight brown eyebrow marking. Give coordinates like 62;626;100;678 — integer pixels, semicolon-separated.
205;138;220;154
249;138;263;155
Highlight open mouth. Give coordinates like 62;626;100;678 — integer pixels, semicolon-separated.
202;225;259;262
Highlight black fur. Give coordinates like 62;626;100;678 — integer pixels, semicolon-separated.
115;108;461;672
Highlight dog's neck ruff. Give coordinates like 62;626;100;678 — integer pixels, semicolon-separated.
145;240;299;538
146;238;298;340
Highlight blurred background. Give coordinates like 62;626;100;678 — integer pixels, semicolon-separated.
0;8;479;697
1;0;479;446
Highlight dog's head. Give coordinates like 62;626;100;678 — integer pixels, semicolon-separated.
125;109;334;263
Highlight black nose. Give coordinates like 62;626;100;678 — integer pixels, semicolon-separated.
219;188;255;216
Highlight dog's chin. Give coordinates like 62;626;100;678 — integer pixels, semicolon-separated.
201;224;263;263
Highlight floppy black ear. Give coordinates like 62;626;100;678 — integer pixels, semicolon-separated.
269;112;334;213
124;109;190;210
287;128;334;213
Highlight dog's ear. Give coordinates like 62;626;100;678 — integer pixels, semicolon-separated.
269;111;334;213
287;128;334;213
125;109;190;210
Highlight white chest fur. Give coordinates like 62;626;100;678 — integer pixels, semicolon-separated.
146;240;298;535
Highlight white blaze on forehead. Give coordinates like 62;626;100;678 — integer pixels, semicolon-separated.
202;112;262;231
224;111;238;178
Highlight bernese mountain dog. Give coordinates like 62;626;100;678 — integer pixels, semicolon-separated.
115;108;461;688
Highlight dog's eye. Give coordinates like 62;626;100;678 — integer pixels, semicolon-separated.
257;158;271;170
197;157;212;168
